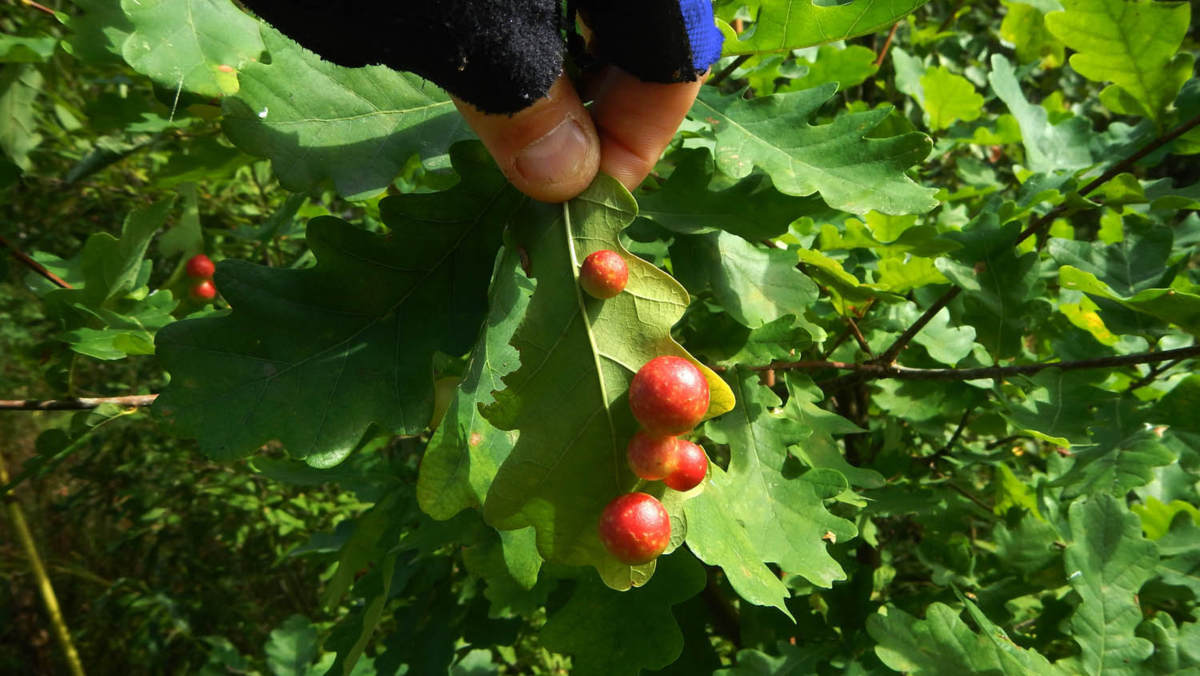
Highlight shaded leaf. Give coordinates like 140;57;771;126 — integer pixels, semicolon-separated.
936;214;1037;359
540;552;706;676
0;64;43;171
1053;397;1176;497
154;143;517;465
417;249;530;520
673;232;819;329
222;27;471;200
637;148;825;240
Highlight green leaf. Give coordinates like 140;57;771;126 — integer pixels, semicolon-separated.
705;369;857;587
1059;266;1200;336
64;0;133;64
1137;612;1200;675
782;374;883;489
1049;224;1175;298
264;615;320;676
682;467;793;617
154;143;518;465
1000;1;1065;68
1053;398;1176;497
1132;496;1200;540
897;304;977;366
0;64;43;171
461;526;544;615
778;45;880;93
714;643;837;674
936;215;1037;359
796;248;903;313
691;85;937;215
1003;369;1103;447
222;27;471;200
1045;0;1192;125
120;0;265;98
1155;516;1200;598
673;232;820;329
869;600;1069;674
80;197;174;307
1062;494;1158;676
481;175;735;590
540;552;706;676
636;148;825;240
919;66;985;131
0;35;58;63
719;0;930;56
417;250;530;521
988;54;1095;173
324;551;399;676
682;311;813;368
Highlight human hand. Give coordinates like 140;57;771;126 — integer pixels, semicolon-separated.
238;0;723;203
455;66;705;202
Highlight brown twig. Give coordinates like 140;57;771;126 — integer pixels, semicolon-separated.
846;316;873;356
936;0;969;34
19;0;57;15
875;288;960;365
0;233;73;289
708;55;752;88
946;481;993;513
985;434;1025;451
1127;356;1186;391
0;395;157;411
877;112;1200;366
1015;111;1200;247
874;22;901;66
765;345;1200;384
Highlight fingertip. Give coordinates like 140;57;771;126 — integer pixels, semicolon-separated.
590;67;705;191
454;74;600;203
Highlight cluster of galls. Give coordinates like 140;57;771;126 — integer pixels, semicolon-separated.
185;254;217;303
578;250;711;567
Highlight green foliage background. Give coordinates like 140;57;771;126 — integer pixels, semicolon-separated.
2;0;1200;674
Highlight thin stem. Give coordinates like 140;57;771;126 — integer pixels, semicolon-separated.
759;345;1200;383
846;316;872;356
708;55;752;88
880;111;1200;364
0;394;157;411
946;481;993;514
874;22;901;66
1127;356;1186;391
1;449;87;676
19;0;57;15
1015;111;1200;246
0;233;73;289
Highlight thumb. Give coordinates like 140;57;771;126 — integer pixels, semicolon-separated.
453;73;600;203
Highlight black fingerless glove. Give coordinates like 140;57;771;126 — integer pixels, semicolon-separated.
238;0;723;114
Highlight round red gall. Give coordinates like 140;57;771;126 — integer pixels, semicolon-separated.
579;249;628;299
664;440;708;492
186;254;216;280
626;431;679;481
598;492;671;565
629;356;710;435
190;280;217;302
